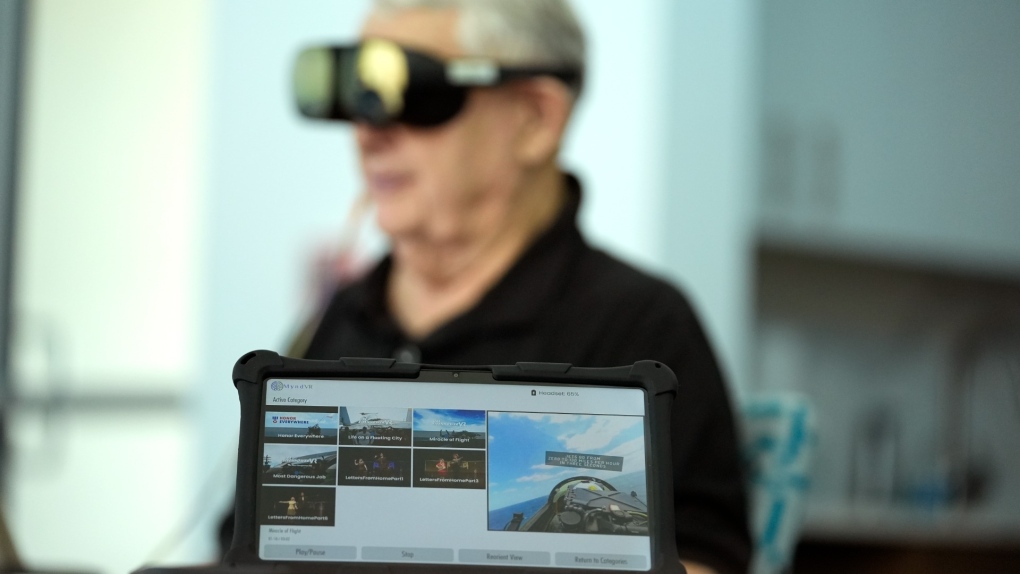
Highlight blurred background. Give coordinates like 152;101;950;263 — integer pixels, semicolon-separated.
1;0;1018;573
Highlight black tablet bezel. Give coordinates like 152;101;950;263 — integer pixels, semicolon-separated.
224;350;683;574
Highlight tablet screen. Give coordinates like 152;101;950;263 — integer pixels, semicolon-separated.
256;374;653;570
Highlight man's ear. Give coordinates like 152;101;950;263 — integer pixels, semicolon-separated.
511;77;574;167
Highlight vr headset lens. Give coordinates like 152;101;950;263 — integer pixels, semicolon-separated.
293;40;581;128
293;41;468;127
293;47;339;119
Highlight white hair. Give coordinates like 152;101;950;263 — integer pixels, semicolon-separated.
371;0;586;97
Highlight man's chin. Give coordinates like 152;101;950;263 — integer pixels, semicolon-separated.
374;205;419;237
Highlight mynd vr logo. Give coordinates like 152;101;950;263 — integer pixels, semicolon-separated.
269;380;313;391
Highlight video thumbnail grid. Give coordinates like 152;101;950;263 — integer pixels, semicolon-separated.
260;407;488;491
258;405;652;539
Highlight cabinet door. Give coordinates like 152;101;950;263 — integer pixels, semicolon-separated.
759;0;1020;274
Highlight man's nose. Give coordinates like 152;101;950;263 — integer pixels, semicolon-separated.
355;122;401;153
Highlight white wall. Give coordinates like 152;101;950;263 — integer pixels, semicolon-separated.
660;1;757;394
14;0;206;391
10;1;207;572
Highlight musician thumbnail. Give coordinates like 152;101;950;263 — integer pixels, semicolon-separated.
338;406;412;446
413;449;486;489
337;446;412;488
412;409;486;449
264;407;339;445
259;486;335;527
262;444;337;486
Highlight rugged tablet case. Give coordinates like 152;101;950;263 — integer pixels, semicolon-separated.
138;350;684;574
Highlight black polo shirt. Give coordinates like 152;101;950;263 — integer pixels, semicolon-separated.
304;175;752;574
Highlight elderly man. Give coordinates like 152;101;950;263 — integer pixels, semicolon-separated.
258;1;750;572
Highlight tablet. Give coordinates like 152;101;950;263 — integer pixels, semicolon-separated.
221;351;683;574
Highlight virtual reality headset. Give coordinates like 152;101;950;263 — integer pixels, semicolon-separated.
293;39;583;127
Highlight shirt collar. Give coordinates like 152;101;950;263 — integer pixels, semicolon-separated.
340;172;587;350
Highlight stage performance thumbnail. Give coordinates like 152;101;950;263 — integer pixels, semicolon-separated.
413;449;486;489
259;486;336;526
337;446;412;487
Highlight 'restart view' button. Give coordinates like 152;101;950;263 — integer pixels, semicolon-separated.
459;549;550;565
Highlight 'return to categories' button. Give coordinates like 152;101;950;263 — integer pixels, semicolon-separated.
555;552;648;570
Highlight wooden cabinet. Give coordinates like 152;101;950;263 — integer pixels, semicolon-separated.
753;0;1020;556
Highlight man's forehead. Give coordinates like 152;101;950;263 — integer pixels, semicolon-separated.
360;7;464;59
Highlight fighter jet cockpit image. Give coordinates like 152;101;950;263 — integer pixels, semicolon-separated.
503;476;649;536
